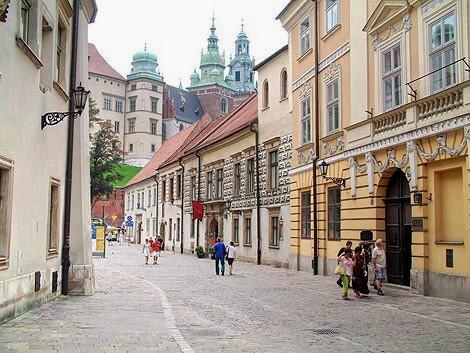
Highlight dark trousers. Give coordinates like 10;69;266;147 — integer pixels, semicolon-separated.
215;257;225;275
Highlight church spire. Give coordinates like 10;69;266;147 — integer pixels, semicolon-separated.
207;13;219;51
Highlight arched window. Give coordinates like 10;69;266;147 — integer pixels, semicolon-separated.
179;123;184;131
280;69;288;100
262;80;269;108
221;97;228;113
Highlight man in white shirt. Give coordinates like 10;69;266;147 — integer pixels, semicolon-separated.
372;238;387;296
226;241;236;275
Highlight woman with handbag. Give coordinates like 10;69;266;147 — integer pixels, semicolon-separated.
336;248;354;300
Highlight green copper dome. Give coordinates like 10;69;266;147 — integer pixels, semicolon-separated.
127;46;164;82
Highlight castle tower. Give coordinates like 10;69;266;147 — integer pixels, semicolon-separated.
228;20;255;93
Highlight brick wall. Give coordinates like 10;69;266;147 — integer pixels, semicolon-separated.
91;188;125;227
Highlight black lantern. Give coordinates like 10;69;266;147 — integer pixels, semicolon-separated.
41;83;90;129
318;160;346;187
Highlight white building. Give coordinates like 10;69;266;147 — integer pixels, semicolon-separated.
0;0;97;323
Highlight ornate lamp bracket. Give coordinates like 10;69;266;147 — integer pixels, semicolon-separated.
41;111;80;130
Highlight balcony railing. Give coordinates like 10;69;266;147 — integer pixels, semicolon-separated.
417;85;463;121
372;106;407;135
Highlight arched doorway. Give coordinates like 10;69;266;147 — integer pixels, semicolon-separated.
385;169;412;286
210;219;219;239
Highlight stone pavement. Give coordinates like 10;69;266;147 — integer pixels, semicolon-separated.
0;244;469;353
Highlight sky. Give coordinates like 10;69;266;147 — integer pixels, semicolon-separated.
88;0;288;87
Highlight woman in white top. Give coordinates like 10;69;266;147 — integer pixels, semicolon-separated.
142;239;150;265
226;241;236;275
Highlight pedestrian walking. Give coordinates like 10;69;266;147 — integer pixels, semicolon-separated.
372;239;387;295
142;239;150;265
352;246;367;298
213;238;226;276
336;240;352;287
106;232;113;247
151;237;160;264
158;237;164;255
336;248;354;300
118;231;124;246
226;241;236;275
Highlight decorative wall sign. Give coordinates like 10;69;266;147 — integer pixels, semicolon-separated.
411;218;424;231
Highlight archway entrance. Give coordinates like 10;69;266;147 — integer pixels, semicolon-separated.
385;169;412;286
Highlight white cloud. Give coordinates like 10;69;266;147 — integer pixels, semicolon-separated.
89;0;288;87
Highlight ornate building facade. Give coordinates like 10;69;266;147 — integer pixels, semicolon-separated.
279;0;470;302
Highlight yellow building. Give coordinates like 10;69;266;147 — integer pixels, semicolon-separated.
279;0;470;302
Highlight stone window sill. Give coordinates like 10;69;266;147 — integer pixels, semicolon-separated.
322;24;341;41
297;48;313;62
269;245;280;250
0;257;9;270
16;36;43;69
434;241;464;246
243;243;252;247
53;81;69;102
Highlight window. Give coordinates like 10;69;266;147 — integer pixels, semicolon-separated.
300;17;310;55
176;174;181;199
162;123;167;140
127;194;130;210
191;176;197;201
262;81;269;108
104;97;112;110
0;165;12;261
152;84;158;91
326;0;338;32
129;143;133;152
153;188;157;206
244;217;252;245
129;98;136;112
328;187;341;240
47;182;60;254
190;219;195;238
147;190;151;207
176;218;180;242
233;163;241;197
429;12;457;92
151;98;158;113
20;0;32;43
169;218;173;241
250;72;254;83
268;151;279;189
233;217;239;244
128;119;135;133
246;158;255;194
131;194;135;209
137;192;141;209
301;96;311;144
301;191;311;238
206;171;213;200
150;119;157;135
56;22;66;85
280;69;288;100
270;216;280;247
221;98;228;113
130;83;137;91
151;144;156;153
235;71;241;82
114;121;120;134
382;45;402;111
326;80;340;133
216;169;223;199
115;100;123;112
162;180;166;202
179;123;184;131
169;178;174;202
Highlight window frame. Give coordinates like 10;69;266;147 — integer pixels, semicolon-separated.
327;187;341;240
191;176;197;201
280;69;288;100
150;119;157;135
129;97;136;112
104;96;112;111
301;191;311;238
233;217;239;245
0;162;13;265
206;171;213;200
216;168;223;199
115;100;123;113
221;97;228;113
300;17;311;56
128;118;136;133
151;97;158;113
243;216;252;246
233;163;241;197
268;150;279;190
246;158;255;194
269;215;280;248
326;79;340;133
114;121;120;134
326;0;339;33
176;174;182;199
301;96;312;145
262;80;269;109
162;180;166;202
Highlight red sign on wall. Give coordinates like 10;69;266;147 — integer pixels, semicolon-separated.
192;201;204;221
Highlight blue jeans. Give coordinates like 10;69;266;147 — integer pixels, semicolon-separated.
215;257;225;275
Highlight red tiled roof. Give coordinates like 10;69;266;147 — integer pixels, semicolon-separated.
88;43;125;81
126;124;197;187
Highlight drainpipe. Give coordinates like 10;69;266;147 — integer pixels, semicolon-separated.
196;151;202;247
312;0;320;276
153;173;159;238
250;122;261;265
61;0;80;295
178;158;184;254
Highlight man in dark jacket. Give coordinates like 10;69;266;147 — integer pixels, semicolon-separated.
213;238;226;276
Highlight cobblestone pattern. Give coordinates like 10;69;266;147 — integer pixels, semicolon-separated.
1;245;469;353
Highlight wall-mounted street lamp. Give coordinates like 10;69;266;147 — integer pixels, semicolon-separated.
319;160;346;187
41;83;90;129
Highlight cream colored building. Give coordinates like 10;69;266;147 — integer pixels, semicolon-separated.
0;0;97;323
279;0;470;302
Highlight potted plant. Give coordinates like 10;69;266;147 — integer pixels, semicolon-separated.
208;247;215;260
195;246;204;259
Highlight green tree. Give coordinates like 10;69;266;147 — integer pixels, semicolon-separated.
89;101;123;207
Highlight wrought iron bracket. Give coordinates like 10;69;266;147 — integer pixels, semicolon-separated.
323;176;346;188
41;111;80;130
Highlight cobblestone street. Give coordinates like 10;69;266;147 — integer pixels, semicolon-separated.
1;245;469;353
